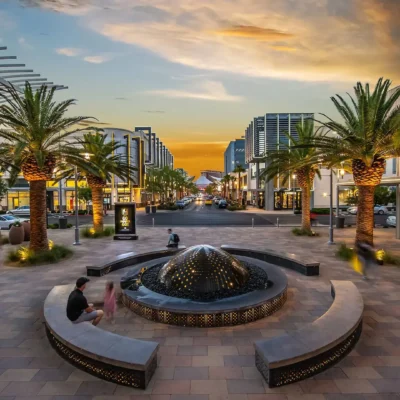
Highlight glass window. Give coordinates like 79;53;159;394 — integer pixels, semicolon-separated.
392;158;397;174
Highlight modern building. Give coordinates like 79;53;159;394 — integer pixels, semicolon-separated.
244;113;314;209
200;170;223;182
0;125;174;211
224;139;247;175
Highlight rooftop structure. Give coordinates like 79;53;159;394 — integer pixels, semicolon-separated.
0;46;67;104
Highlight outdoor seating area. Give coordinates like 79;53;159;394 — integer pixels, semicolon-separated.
44;285;159;389
255;280;364;388
221;245;320;276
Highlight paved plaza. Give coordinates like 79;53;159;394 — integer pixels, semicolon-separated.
0;227;400;399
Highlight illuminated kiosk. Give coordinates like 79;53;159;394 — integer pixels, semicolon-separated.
122;245;287;327
114;202;138;240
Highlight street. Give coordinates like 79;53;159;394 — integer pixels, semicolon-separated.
45;201;393;227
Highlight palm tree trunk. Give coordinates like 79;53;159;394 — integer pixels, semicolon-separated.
301;184;311;232
91;186;104;232
356;185;375;245
29;180;48;252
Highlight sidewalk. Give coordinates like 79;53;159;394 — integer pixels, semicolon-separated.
1;227;400;398
236;206;295;215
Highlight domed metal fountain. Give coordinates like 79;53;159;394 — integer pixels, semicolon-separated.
158;245;249;295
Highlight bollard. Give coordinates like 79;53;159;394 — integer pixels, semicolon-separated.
252;218;254;228
152;218;155;228
277;217;279;228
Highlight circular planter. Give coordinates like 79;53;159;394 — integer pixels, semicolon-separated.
9;225;25;245
22;221;30;241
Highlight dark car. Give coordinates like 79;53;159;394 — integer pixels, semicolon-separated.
218;200;228;209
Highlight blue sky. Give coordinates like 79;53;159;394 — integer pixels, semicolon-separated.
0;0;398;176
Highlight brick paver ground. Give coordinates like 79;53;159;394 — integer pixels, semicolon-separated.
0;226;400;399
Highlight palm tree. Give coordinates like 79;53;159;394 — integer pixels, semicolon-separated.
314;78;400;244
0;83;93;252
233;164;246;204
71;132;136;232
221;175;231;198
260;120;321;232
229;176;237;200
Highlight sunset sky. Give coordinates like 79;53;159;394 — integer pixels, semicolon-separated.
0;0;399;177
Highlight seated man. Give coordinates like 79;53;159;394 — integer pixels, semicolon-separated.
166;228;179;248
66;277;103;325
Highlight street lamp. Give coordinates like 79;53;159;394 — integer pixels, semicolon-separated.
73;164;80;246
322;168;335;245
292;174;297;211
73;153;91;246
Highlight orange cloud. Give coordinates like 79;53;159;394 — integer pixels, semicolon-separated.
269;45;297;52
168;142;227;178
215;25;294;41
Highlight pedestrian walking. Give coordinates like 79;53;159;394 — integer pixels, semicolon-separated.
355;241;376;280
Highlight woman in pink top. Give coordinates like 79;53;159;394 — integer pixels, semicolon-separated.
104;281;116;323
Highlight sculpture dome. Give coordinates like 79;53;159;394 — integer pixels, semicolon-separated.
158;245;249;295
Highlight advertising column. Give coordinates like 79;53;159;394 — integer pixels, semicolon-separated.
114;202;139;240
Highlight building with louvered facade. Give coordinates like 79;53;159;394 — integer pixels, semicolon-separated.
244;113;314;210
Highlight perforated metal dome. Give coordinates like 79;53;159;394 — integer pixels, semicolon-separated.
158;245;249;295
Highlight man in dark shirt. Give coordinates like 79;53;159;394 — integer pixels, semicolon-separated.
66;277;103;325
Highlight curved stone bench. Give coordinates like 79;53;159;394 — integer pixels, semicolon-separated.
44;285;158;389
221;245;319;276
255;280;363;388
86;246;186;277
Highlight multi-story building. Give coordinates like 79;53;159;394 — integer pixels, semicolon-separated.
0;126;174;211
224;139;247;175
244;113;314;209
200;170;223;181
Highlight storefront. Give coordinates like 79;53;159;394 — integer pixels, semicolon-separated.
274;190;302;210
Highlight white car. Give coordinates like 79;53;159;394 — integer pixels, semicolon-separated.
0;215;29;230
386;216;396;227
347;205;389;215
6;205;30;215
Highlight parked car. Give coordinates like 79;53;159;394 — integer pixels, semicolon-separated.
0;215;29;230
386;216;396;227
6;205;30;215
218;200;228;209
175;200;186;209
347;205;389;215
214;198;221;205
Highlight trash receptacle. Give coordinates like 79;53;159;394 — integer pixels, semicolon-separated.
336;216;345;229
151;205;157;214
59;216;68;229
145;205;151;214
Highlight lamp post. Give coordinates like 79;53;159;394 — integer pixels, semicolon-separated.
292;174;297;211
323;168;335;245
73;153;91;246
73;164;80;246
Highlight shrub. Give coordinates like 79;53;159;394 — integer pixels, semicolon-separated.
0;236;9;245
12;220;22;227
311;208;331;215
0;210;6;214
336;244;355;261
292;227;319;236
48;223;59;229
227;205;246;211
382;251;400;266
81;226;115;238
158;203;178;210
67;223;73;228
6;244;73;266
